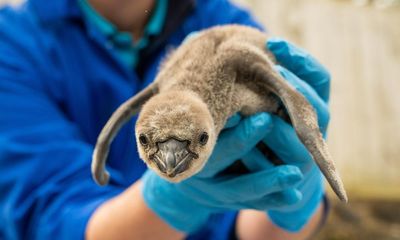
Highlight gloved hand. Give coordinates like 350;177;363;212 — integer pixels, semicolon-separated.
250;38;331;232
141;112;305;233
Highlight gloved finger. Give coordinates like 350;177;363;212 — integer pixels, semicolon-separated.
265;166;325;232
198;112;273;178
210;188;301;211
275;65;330;131
243;189;302;211
263;115;314;172
288;165;324;211
223;113;242;129
208;165;303;203
241;147;274;172
267;38;331;102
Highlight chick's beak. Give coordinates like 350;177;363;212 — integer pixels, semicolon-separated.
153;138;194;177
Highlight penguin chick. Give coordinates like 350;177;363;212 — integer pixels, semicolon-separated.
91;25;348;203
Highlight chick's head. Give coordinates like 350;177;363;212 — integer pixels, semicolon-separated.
136;90;215;182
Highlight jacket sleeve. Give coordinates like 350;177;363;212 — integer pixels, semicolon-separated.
0;8;123;240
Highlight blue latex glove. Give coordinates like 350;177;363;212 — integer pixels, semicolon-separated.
253;38;331;232
142;112;305;233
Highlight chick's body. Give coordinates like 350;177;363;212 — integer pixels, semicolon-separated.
154;25;281;132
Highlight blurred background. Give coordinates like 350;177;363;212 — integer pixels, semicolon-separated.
1;0;399;239
233;1;400;239
235;0;400;239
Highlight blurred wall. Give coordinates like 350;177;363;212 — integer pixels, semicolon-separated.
234;0;400;199
0;0;399;199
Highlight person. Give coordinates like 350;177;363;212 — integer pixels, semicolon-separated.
0;0;331;239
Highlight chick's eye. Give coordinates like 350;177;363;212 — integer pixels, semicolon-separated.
139;134;149;146
199;132;209;145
